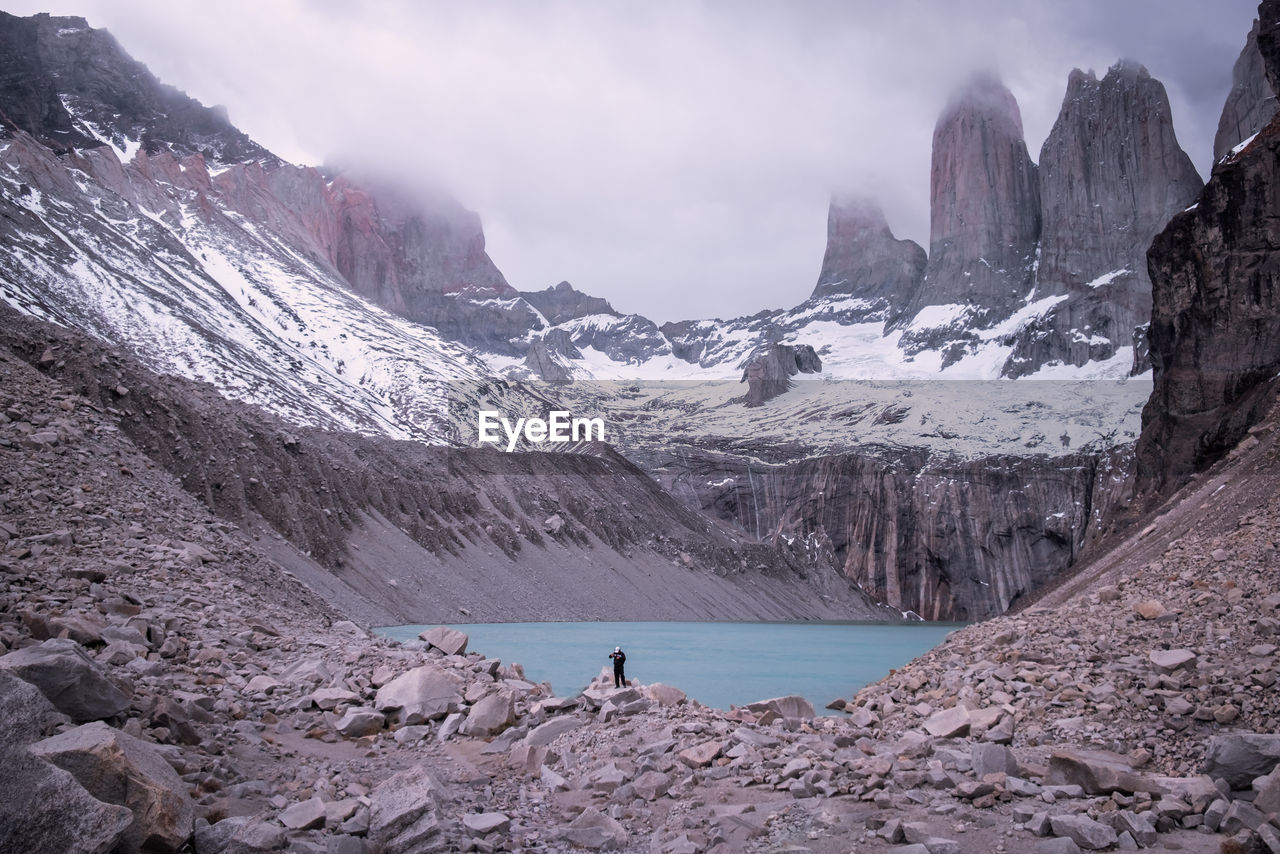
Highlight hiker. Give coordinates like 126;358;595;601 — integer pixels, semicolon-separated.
608;646;626;688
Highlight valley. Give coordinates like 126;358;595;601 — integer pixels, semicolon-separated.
1;3;1280;853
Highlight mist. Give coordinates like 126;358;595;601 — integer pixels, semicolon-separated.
1;0;1261;322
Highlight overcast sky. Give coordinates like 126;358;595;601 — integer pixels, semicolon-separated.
3;1;1263;322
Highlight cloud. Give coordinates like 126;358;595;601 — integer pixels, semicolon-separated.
4;0;1261;322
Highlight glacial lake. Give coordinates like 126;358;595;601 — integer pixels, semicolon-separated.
377;621;964;713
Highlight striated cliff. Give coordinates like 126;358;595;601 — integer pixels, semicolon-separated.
644;442;1134;621
1137;2;1280;496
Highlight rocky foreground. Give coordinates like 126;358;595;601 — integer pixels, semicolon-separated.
2;343;1280;854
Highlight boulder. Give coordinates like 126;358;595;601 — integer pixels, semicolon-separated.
586;763;628;794
924;705;971;738
678;740;724;769
368;767;448;854
309;686;361;710
1104;810;1157;847
417;626;468;656
632;770;672;801
374;664;464;725
333;708;385;738
277;657;333;686
29;721;194;853
1049;814;1117;851
0;669;68;744
744;695;815;719
730;727;780;749
225;818;287;852
459;691;515;737
0;638;130;721
279;797;327;831
644;683;687;706
1204;733;1280;789
563;806;627;850
1148;648;1196;672
463;812;511;836
0;746;132;854
526;715;583;747
1047;749;1162;795
1254;766;1280;814
972;743;1019;778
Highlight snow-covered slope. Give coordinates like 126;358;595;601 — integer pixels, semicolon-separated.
0;132;532;443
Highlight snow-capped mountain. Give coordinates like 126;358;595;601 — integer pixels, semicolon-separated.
0;10;1198;451
4;10;1264;623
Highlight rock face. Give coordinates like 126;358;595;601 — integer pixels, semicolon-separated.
1215;18;1279;162
909;72;1041;322
521;281;618;326
740;343;822;407
650;444;1133;621
1137;19;1280;493
0;12;513;353
0;11;273;163
1012;62;1203;376
810;195;926;317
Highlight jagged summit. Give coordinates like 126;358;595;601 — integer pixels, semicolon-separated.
0;11;275;165
1037;58;1201;296
520;281;618;326
1216;18;1279;162
810;195;926;314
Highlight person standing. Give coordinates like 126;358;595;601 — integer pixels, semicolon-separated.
608;646;626;688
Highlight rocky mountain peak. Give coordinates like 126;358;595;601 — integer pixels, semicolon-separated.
1138;1;1280;494
0;11;275;165
810;195;926;313
520;281;618;326
908;71;1041;321
1215;18;1279;163
1036;58;1201;297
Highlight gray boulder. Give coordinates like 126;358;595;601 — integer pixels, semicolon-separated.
563;806;627;850
0;746;132;854
374;664;464;725
972;743;1019;778
1047;748;1161;795
332;708;385;739
745;694;815;720
526;715;583;747
30;720;194;853
1049;814;1117;851
0;638;130;721
1203;733;1280;789
368;767;449;854
417;626;468;656
0;669;68;744
459;690;515;737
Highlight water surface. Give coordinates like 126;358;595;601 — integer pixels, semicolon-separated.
378;621;962;713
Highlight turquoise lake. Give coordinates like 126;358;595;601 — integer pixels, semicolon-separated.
377;621;964;713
